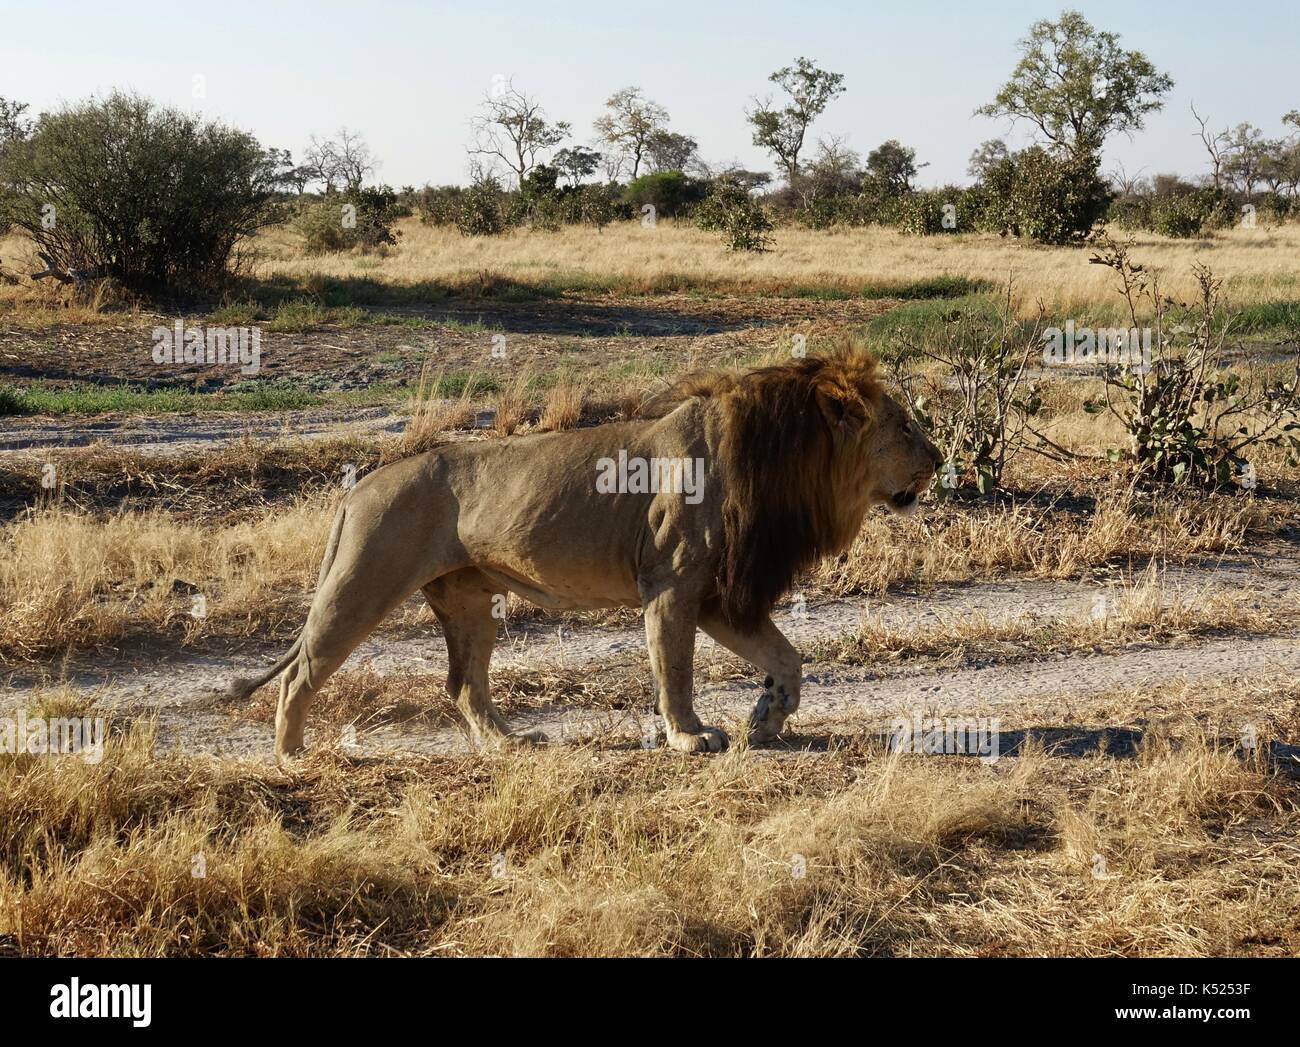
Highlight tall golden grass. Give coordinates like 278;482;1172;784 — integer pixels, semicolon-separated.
244;219;1300;316
2;696;1294;956
1;478;1273;662
6;220;1299;321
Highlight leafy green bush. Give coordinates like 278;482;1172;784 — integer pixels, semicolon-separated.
1152;194;1207;238
456;176;507;237
1106;194;1154;231
695;180;774;252
576;184;622;230
975;147;1111;244
624;171;705;218
0;91;283;293
1085;236;1300;487
416;185;463;226
296;185;402;254
895;190;968;236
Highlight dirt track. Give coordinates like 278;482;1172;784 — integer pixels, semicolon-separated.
7;547;1296;760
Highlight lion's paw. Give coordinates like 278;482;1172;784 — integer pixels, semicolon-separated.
495;728;548;749
666;726;729;754
747;687;796;745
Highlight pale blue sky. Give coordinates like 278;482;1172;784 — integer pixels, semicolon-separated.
2;0;1296;187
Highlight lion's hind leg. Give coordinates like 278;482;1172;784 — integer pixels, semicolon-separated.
424;571;546;749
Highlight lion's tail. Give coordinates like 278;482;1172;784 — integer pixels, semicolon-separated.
225;499;349;701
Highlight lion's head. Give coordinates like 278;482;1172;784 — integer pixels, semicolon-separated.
647;345;942;629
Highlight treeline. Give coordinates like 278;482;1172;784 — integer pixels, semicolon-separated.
1;9;1296;294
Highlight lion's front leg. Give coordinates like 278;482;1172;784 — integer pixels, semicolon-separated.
642;586;728;753
698;609;802;744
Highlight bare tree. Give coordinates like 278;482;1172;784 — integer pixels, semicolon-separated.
470;82;570;187
593;87;669;179
304;128;374;193
1191;103;1232;190
1108;161;1148;197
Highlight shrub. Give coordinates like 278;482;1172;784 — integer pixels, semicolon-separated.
296;185;402;254
1085;235;1300;487
797;196;841;230
416;185;464;226
1152;194;1207;239
624;171;705;219
895;189;968;236
577;184;621;230
456;176;507;236
0;91;283;294
1106;194;1154;231
695;180;774;252
894;282;1045;494
975;147;1111;244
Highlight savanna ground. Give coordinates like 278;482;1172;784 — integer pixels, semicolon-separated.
1;217;1299;956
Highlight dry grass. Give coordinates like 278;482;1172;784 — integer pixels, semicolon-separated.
538;375;590;432
227;219;1300;319
0;469;1283;663
2;695;1296;956
818;568;1295;665
814;484;1268;597
230;655;663;733
0;502;334;660
7;221;1300;324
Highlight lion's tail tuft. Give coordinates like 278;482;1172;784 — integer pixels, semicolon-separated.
223;499;349;701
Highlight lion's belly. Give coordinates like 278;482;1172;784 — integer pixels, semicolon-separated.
476;566;640;611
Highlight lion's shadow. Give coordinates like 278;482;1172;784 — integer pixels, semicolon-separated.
755;725;1300;778
768;725;1145;758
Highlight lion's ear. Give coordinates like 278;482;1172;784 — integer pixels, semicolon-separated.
815;386;866;436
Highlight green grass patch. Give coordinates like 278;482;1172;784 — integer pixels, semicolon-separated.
0;382;325;417
206;301;265;325
267;299;368;332
1228;300;1300;337
861;293;1003;356
859;276;994;300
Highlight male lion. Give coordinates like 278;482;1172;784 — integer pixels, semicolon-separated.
230;349;941;759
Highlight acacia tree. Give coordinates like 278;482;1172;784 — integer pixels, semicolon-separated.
470;83;570;187
552;145;602;187
1265;112;1300;197
0;97;31;148
645;130;699;174
1222;122;1270;196
593;87;669;179
977;10;1172;161
747;57;845;184
967;139;1010;180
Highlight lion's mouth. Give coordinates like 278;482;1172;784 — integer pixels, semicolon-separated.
889;489;918;511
